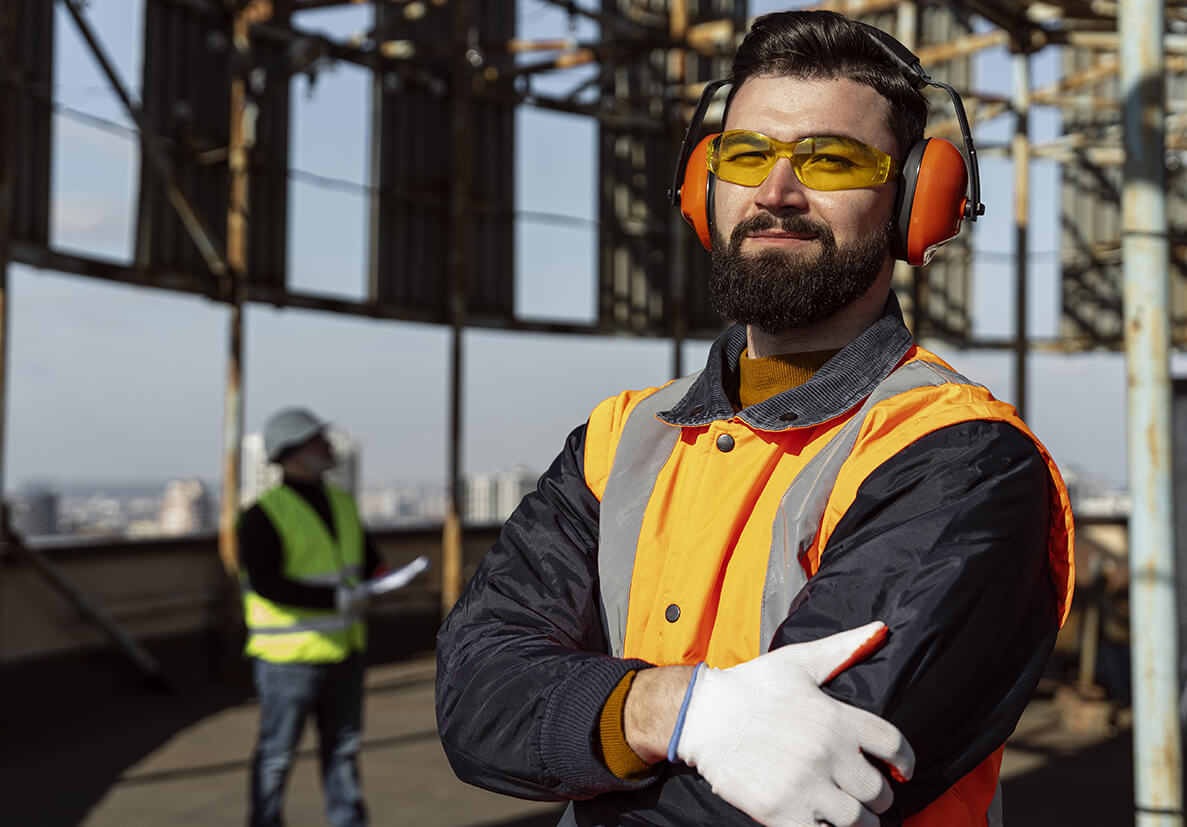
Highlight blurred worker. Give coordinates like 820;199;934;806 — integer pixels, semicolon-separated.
436;11;1074;827
240;407;381;827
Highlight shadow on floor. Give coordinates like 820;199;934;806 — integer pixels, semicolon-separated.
0;606;442;827
1001;725;1133;826
2;603;1137;827
479;809;567;827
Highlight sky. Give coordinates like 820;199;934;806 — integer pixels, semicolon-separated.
4;0;1171;493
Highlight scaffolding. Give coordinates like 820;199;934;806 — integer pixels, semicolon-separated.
2;0;1186;819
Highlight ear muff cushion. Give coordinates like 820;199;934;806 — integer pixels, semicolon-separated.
901;138;969;266
680;132;720;250
893;140;926;262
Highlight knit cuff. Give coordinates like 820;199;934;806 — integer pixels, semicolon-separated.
539;656;657;796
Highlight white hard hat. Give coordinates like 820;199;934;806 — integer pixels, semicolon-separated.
263;407;327;462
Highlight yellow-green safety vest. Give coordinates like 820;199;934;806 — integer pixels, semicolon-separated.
241;484;367;663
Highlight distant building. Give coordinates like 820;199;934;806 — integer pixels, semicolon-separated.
464;467;537;525
324;430;361;499
159;478;213;536
241;433;281;506
242;428;360;507
360;486;397;525
9;488;59;538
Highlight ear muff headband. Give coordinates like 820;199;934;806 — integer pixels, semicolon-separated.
851;20;984;222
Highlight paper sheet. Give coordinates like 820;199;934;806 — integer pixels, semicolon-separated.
365;555;431;597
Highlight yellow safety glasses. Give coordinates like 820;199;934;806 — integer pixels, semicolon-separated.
708;130;900;191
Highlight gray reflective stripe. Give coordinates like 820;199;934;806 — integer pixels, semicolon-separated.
760;359;973;650
598;359;982;658
292;565;362;587
598;374;700;658
987;780;1004;826
246;614;359;635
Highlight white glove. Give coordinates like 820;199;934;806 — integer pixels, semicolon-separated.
334;583;369;614
676;621;915;827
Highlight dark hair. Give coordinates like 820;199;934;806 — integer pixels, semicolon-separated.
726;10;928;161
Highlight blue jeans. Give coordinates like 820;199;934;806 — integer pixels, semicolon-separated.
249;655;367;827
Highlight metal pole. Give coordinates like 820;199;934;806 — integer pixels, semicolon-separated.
894;2;922;337
0;0;17;673
441;0;473;614
0;0;16;498
668;0;687;379
1121;0;1183;822
1012;51;1030;422
219;5;255;575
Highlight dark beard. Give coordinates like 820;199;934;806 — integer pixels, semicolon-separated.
708;213;892;335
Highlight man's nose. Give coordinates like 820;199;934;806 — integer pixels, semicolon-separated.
754;157;809;213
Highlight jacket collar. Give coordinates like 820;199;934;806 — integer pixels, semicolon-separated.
659;291;914;431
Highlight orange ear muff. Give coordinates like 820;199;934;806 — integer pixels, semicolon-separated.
894;137;970;266
679;132;721;250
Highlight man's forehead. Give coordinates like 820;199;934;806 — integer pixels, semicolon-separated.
724;75;894;147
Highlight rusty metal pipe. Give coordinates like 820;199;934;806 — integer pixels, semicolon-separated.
1013;51;1030;422
441;0;472;614
1121;0;1184;822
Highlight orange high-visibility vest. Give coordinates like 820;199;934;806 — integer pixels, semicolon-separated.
584;346;1075;826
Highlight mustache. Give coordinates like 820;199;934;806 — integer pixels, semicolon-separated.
728;214;833;248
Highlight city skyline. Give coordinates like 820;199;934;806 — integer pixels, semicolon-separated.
7;461;546;540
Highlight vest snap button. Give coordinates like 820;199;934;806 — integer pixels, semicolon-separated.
665;603;681;623
716;433;735;452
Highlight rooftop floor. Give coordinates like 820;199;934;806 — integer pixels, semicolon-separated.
3;649;1134;827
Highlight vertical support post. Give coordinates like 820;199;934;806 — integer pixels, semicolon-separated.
219;4;256;576
1120;0;1183;822
0;0;16;500
894;1;921;337
668;0;687;379
442;0;473;614
1012;50;1030;422
0;0;17;665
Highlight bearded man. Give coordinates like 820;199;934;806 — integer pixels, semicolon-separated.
435;10;1074;827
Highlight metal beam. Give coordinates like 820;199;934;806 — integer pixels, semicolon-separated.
0;0;15;500
441;0;471;615
7;241;722;337
669;0;687;380
1121;0;1184;821
1014;52;1031;421
59;0;230;279
218;1;257;577
1;505;167;689
1058;29;1187;52
915;29;1010;65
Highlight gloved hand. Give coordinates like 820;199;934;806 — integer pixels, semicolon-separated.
334;583;369;614
675;621;915;827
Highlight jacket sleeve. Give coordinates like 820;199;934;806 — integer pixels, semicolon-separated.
772;419;1059;823
435;423;656;801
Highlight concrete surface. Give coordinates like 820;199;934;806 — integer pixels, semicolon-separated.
1;651;1135;827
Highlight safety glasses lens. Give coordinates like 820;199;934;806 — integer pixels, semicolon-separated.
710;131;896;191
